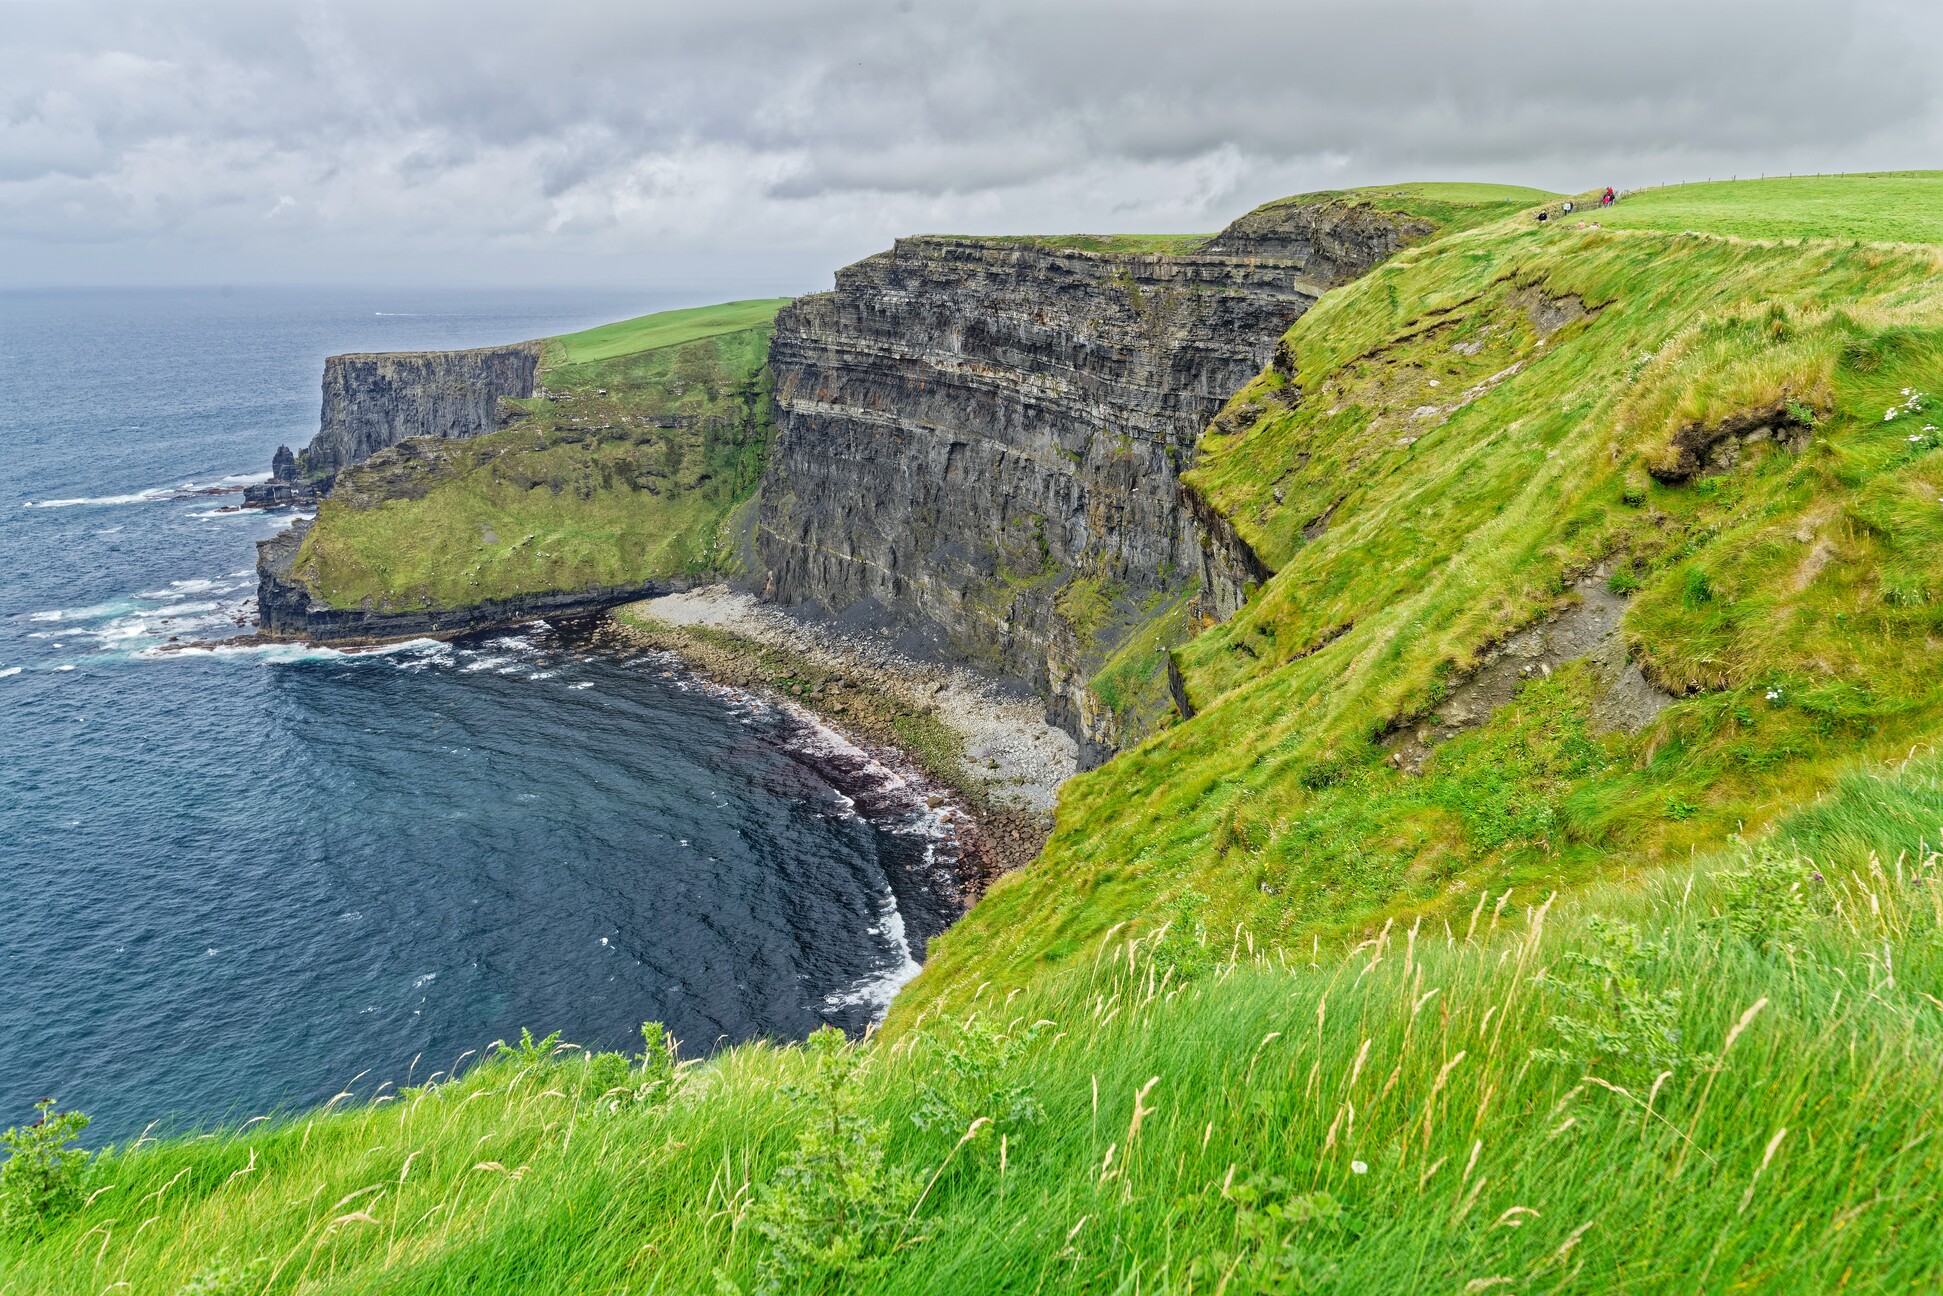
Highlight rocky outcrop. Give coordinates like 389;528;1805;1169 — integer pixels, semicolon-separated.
246;342;541;505
1200;197;1433;277
255;521;676;641
757;198;1424;762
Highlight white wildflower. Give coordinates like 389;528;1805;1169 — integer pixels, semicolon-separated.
1886;410;1898;421
1910;435;1925;443
1766;689;1782;701
1351;1160;1369;1175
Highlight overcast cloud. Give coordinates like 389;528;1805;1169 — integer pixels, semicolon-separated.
3;0;1938;286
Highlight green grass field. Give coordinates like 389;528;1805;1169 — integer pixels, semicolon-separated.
547;298;790;365
3;755;1940;1292
1601;171;1943;245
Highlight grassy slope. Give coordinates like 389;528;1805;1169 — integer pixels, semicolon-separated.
1074;184;1566;746
4;757;1941;1292
909;174;1943;1010
959;185;1558;261
293;304;782;611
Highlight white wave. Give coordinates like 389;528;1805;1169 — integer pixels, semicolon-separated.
28;599;143;623
22;471;270;509
823;895;925;1017
0;667;20;679
568;681;594;690
138;635;445;665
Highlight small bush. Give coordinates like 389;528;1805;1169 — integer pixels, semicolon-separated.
1150;890;1216;981
911;1015;1047;1142
1710;844;1824;952
177;1257;268;1295
0;1099;92;1238
735;1028;924;1295
1533;917;1713;1085
1682;567;1716;608
496;1027;565;1067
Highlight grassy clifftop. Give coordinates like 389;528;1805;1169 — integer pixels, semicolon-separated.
288;300;785;612
906;172;1943;1010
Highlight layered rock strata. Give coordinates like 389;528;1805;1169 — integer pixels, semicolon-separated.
757;200;1419;763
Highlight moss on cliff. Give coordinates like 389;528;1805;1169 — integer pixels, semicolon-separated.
901;173;1943;1013
289;304;781;612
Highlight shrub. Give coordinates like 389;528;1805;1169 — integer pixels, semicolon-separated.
1682;567;1716;608
734;1027;924;1295
1710;844;1824;952
176;1257;268;1295
0;1099;92;1238
1533;918;1713;1085
1150;890;1216;981
911;1014;1047;1142
496;1027;565;1067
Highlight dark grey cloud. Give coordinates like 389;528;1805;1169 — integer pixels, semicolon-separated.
2;0;1937;284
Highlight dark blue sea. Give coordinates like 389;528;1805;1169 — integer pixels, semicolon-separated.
0;286;951;1144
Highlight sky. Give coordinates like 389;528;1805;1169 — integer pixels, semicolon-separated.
4;0;1940;289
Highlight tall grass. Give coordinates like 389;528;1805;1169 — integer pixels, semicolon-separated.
7;757;1941;1292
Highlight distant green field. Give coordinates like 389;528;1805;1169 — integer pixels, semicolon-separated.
1344;181;1558;207
1601;172;1943;245
549;297;791;365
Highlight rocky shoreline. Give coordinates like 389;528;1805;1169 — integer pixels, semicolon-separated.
606;585;1078;895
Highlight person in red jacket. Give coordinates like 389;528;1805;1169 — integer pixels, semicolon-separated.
1602;187;1616;207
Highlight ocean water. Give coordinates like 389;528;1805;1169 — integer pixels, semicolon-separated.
0;287;953;1143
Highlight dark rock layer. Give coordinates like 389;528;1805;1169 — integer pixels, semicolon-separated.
757;199;1420;760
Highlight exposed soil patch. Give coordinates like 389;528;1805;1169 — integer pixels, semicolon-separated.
1386;573;1673;774
1649;402;1813;484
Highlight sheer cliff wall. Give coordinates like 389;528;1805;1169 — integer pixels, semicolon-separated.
292;342;542;484
757;201;1425;762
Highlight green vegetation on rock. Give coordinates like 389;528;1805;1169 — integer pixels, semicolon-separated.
5;757;1942;1291
291;302;783;611
908;172;1943;1008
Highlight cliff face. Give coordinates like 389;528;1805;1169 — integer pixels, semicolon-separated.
247;342;542;505
757;200;1419;762
300;343;542;481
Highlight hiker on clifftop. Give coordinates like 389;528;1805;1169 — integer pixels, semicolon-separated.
1601;187;1616;207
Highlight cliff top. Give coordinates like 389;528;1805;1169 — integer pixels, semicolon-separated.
1597;170;1943;244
